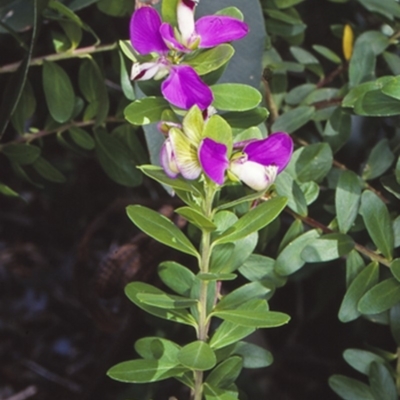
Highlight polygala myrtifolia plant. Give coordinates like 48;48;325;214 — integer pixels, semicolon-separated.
107;1;294;399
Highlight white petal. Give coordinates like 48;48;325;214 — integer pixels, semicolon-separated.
130;61;168;81
177;0;196;46
230;160;278;191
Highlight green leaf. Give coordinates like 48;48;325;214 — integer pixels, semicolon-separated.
136;293;197;309
139;165;202;195
381;175;400;200
391;259;400;282
161;0;179;25
78;58;109;126
301;233;354;262
175;207;217;231
197;273;237;281
0;183;20;198
212;299;290;328
2;144;41;165
158;261;195;297
211;84;261;111
357;0;400;20
329;375;375;400
210;321;255;350
273;0;305;7
228;341;273;369
204;383;238;400
94;128;142;187
271;106;315;133
206;356;242;388
275;230;320;276
300;181;319;205
285;83;317;105
390;303;400;345
125;282;197;327
335;170;362;233
383;52;400;75
126;205;199;257
355;31;391;56
355;90;400;117
382;76;400;101
215;197;287;245
275;171;307;216
362;139;395;180
359;190;394;260
124;97;170;125
369;362;397;400
358;278;400;314
322;107;352;153
32;157;66;183
278;219;304;253
312;44;341;64
349;41;376;87
184;44;235;76
134;337;180;364
346;250;365;287
303;88;339;105
215;282;271;311
107;359;187;383
339;262;379;322
287;143;333;183
68;127;95;150
178;341;217;371
222;108;269;129
97;0;133;16
42;61;75;123
119;50;135;100
343;349;385;375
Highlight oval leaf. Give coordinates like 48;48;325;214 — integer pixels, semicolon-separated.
211;83;261;111
178;341;217;371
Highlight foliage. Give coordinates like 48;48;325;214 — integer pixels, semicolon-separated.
1;0;400;399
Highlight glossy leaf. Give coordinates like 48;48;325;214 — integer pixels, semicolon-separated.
42;61;75;123
204;384;238;400
301;233;354;262
329;375;374;400
126;205;199;257
343;349;385;375
107;359;187;383
178;341;216;371
275;230;320;276
135;337;180;362
125;282;197;327
271;106;315;133
335;170;362;233
211;84;261;111
222;108;269;129
358;278;400;314
158;261;195;297
287;143;333;183
362;139;395;180
175;207;217;231
210;321;255;350
338;262;379;323
206;356;242;388
124;97;170;125
359;191;394;260
215;197;287;245
212;299;290;328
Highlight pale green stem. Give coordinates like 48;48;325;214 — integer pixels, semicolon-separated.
193;185;216;400
0;43;118;74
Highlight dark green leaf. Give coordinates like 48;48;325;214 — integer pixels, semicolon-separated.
335;170;362;233
134;337;180;363
312;44;341;64
359;278;400;314
158;261;195;297
94;129;142;187
362;139;395;180
32;157;66;183
97;0;133;16
346;250;365;287
391;259;400;282
229;341;273;369
42;61;75;123
322;107;351;153
175;207;217;231
206;356;242;388
2;144;40;165
68;127;95;150
349;41;375;87
285;83;316;105
343;349;385;375
357;0;400;20
338;262;379;322
126;205;199;257
329;375;375;400
136;293;197;309
271;106;315;133
222;108;269;129
369;362;397;400
11;80;36;134
359;190;394;260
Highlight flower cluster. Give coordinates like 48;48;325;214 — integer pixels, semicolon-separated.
129;0;248;110
128;1;293;192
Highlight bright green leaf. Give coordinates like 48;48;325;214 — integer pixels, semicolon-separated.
124;97;170;125
211;84;261;112
178;341;216;371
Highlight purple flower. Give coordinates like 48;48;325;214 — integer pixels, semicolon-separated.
129;3;249;110
199;132;293;191
160;0;249;51
129;6;213;110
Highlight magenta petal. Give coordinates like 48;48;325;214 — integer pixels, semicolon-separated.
244;132;293;172
195;16;249;48
199;138;228;185
161;65;213;110
130;7;169;55
160;23;187;51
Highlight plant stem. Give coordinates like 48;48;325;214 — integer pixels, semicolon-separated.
0;43;118;74
192;185;216;400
